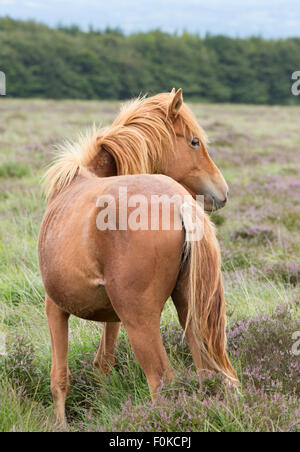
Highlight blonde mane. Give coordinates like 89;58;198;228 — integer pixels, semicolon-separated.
44;93;207;199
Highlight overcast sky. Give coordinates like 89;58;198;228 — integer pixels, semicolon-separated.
0;0;300;38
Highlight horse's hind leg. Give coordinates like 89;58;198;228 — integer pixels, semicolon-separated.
45;296;70;428
103;225;183;400
124;316;175;400
94;322;121;375
172;278;209;374
105;286;174;400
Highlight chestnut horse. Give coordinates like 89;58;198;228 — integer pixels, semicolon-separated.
39;89;237;427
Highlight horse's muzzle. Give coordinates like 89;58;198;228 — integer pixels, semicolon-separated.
204;193;228;212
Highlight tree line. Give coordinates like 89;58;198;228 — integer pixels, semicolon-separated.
0;17;299;104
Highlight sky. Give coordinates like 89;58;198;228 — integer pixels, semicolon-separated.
0;0;300;38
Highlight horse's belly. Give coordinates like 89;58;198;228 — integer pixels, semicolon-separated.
45;276;119;322
65;286;119;322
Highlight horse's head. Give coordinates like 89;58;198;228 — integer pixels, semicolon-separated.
163;89;228;212
43;89;228;208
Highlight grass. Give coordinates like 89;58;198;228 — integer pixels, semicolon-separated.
0;162;30;179
0;99;299;432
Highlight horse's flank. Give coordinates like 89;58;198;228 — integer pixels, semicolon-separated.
43;93;208;200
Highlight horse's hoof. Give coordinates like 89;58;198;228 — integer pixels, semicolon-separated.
93;359;115;376
56;419;69;431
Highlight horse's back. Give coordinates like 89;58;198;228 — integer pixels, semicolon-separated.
39;174;186;321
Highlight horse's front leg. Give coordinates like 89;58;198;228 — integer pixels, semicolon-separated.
94;322;121;375
45;296;70;428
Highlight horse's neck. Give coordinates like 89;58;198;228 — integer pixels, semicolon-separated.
86;149;117;177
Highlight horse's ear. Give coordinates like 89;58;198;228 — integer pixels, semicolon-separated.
170;87;175;95
169;88;183;118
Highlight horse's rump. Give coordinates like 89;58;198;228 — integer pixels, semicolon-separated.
39;174;191;321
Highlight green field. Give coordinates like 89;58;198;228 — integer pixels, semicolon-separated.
0;100;299;432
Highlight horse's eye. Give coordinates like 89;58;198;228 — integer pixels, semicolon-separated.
191;137;200;147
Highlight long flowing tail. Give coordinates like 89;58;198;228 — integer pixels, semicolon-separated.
180;203;238;383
